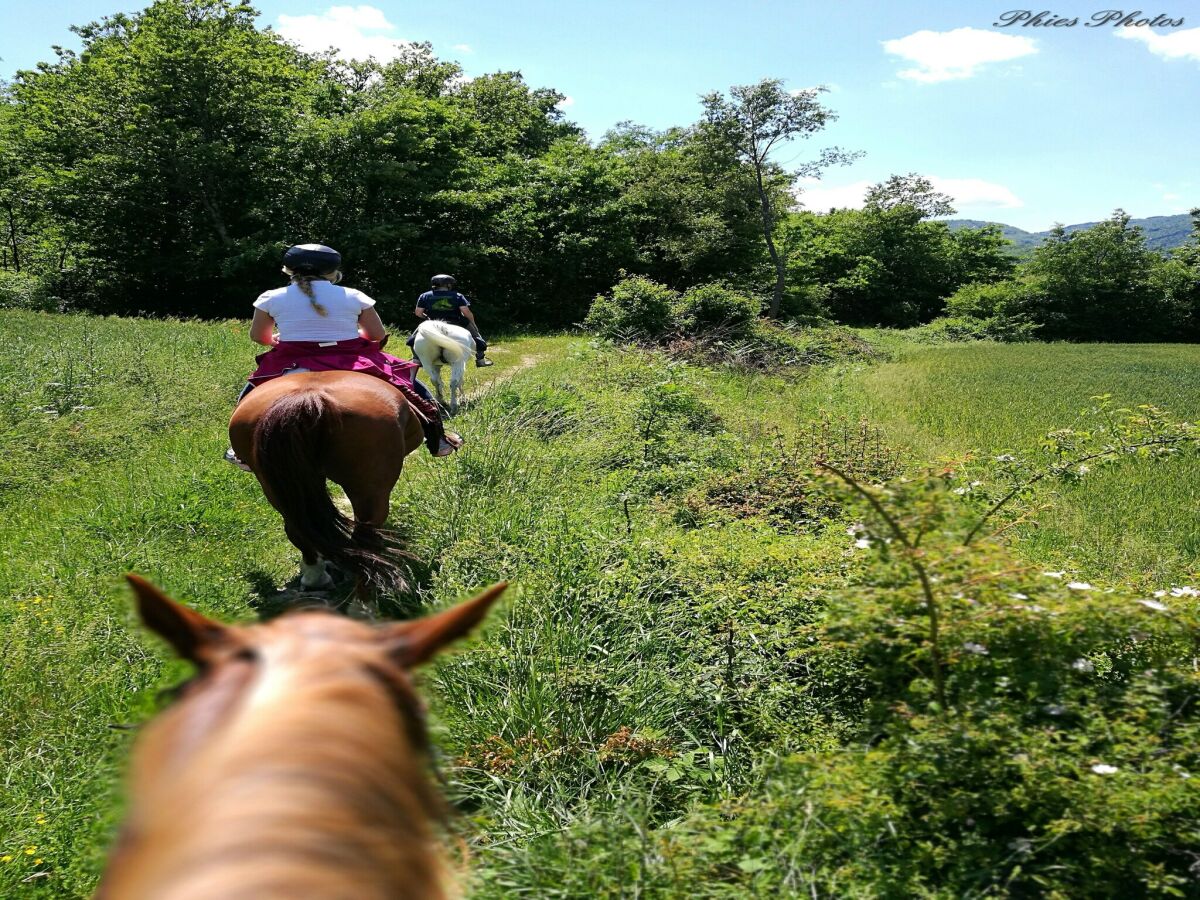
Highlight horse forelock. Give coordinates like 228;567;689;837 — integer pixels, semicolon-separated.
114;612;449;898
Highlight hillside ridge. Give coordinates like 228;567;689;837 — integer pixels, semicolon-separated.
945;212;1194;252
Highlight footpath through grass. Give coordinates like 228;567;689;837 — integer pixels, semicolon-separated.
2;313;1198;896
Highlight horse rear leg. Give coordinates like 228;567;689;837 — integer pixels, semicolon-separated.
285;524;334;590
450;361;466;415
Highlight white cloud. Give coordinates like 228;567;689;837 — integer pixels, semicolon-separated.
882;27;1037;82
795;178;873;211
1164;192;1182;201
276;5;410;62
930;176;1023;209
557;95;575;108
1114;25;1200;61
796;175;1023;211
452;43;473;54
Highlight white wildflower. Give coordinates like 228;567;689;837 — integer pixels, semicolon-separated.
962;641;989;655
1044;704;1066;716
1138;599;1169;611
1066;581;1093;591
1170;586;1199;597
1090;763;1119;775
995;454;1017;463
969;480;983;488
854;538;872;550
1077;464;1090;475
1072;658;1095;673
952;487;968;495
846;523;864;537
1010;592;1029;600
1174;765;1191;780
1153;590;1167;598
1043;571;1065;579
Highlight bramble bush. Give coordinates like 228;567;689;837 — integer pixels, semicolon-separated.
914;314;1040;343
583;274;678;341
672;283;761;334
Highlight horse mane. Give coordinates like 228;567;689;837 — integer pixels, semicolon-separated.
100;613;452;899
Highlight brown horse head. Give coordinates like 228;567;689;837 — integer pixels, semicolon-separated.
228;371;425;594
99;575;506;900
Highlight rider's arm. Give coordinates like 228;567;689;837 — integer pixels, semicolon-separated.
250;308;278;346
358;307;387;341
414;305;427;318
460;306;478;325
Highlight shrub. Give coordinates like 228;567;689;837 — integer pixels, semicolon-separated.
944;277;1046;321
584;275;678;341
0;271;54;312
914;314;1040;343
673;283;760;335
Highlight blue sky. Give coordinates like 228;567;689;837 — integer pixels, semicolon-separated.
3;0;1198;230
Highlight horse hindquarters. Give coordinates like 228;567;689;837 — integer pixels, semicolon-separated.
247;389;406;592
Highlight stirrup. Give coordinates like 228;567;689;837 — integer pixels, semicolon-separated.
434;432;464;457
223;448;252;472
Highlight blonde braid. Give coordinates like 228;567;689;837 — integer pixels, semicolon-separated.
291;274;329;316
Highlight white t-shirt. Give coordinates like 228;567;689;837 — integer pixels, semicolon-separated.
253;281;376;342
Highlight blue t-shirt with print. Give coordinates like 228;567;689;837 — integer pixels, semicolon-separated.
417;290;471;322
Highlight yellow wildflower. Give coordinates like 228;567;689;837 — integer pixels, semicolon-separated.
1;855;12;863
24;846;36;855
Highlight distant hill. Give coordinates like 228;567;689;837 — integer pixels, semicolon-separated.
945;213;1194;254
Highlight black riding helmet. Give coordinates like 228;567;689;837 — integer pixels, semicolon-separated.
430;273;456;289
284;243;342;275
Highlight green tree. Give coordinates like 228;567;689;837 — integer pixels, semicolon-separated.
1023;210;1179;340
455;72;579;157
700;80;853;317
601;123;765;290
784;174;1014;327
864;172;954;218
9;0;319;314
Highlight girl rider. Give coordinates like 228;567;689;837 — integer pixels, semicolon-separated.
225;244;462;468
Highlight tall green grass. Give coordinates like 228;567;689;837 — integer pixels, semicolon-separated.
854;342;1200;584
2;313;1197;896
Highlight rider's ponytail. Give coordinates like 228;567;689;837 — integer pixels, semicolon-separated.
284;270;331;316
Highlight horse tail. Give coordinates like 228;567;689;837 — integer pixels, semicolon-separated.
253;390;407;592
416;321;472;364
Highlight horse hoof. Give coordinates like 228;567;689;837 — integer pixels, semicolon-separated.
300;561;335;590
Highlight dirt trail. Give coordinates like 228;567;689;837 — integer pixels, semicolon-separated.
463;349;541;403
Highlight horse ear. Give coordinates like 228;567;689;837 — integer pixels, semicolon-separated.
126;575;230;665
386;582;507;668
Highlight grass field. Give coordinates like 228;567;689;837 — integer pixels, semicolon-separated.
2;311;1198;896
850;342;1200;584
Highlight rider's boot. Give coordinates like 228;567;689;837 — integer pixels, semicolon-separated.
421;420;463;457
476;354;494;368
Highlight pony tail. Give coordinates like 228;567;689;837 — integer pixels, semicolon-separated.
293;275;329;316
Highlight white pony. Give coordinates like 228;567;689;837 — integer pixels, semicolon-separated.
412;320;476;414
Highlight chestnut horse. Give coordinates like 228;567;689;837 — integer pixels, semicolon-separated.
228;371;424;592
99;575;506;899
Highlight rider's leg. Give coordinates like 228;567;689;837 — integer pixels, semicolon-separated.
466;323;493;367
224;383;256;470
411;377;434;404
394;378;462;457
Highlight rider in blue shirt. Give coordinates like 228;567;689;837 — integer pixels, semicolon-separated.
406;274;493;367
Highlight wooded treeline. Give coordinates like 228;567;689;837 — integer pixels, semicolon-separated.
2;0;1198;339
